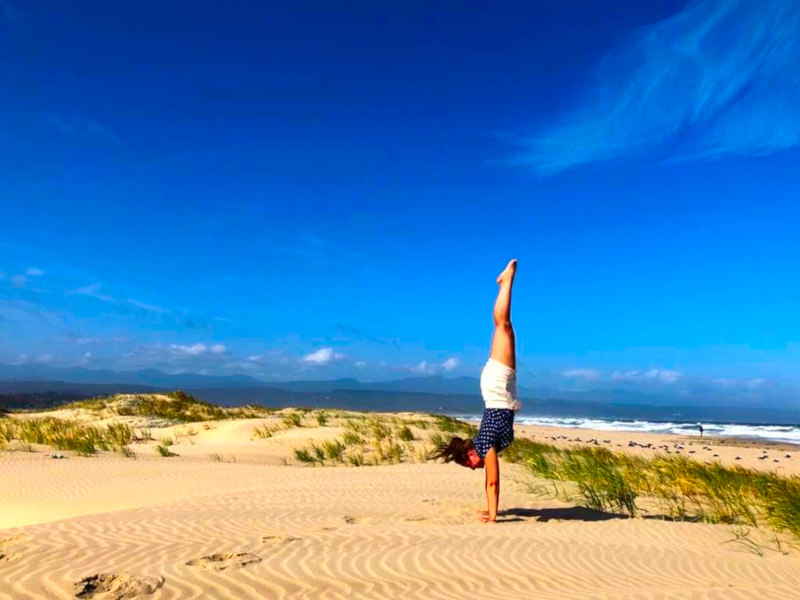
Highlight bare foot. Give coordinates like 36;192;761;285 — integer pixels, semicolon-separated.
496;259;517;285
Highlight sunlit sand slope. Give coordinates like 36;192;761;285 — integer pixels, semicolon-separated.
2;455;800;599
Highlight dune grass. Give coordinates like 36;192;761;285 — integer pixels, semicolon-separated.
251;424;276;439
155;443;177;457
290;413;471;468
282;412;303;429
0;417;139;456
505;437;800;540
64;391;268;423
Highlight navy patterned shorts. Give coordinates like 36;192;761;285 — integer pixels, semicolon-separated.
472;408;515;459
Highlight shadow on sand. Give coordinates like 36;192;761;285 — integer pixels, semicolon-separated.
498;506;707;524
498;506;625;523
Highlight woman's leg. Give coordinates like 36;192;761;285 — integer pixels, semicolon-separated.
489;259;517;370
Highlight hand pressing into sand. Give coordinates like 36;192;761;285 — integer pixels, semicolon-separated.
477;509;497;523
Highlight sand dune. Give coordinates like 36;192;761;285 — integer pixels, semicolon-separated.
2;408;800;599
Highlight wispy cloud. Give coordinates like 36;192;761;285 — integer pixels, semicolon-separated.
563;368;602;381
76;283;115;303
519;0;800;174
170;343;227;357
612;369;682;384
25;267;45;277
39;114;122;145
76;283;169;315
302;347;344;365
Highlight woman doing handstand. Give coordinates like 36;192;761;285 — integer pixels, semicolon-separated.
433;259;520;523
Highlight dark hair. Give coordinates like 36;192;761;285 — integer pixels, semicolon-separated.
431;436;474;465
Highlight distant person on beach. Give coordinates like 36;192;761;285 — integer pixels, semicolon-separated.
432;259;521;523
698;424;704;437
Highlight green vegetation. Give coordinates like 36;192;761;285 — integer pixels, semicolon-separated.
155;443;177;457
322;439;345;462
315;411;328;426
342;431;364;446
251;424;276;439
65;391;266;423
505;437;800;540
282;412;303;429
289;413;477;468
294;447;318;464
347;451;364;467
397;425;416;442
0;417;139;456
431;414;478;437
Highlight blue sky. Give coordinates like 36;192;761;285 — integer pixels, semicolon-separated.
2;0;800;395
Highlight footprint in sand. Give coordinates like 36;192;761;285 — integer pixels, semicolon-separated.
73;573;164;599
185;552;262;571
0;536;25;563
262;535;302;545
343;515;359;525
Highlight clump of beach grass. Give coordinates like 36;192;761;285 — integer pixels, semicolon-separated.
155;443;177;457
282;412;303;429
397;425;416;442
348;451;365;467
294;447;318;464
431;414;477;437
315;411;328;426
252;424;276;439
505;437;800;540
322;439;345;462
342;431;365;446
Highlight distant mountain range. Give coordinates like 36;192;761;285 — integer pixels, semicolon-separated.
0;362;796;411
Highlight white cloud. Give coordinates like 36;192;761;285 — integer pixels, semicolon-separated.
25;267;44;277
644;369;681;384
441;357;459;372
563;368;602;381
170;343;226;357
612;369;681;384
302;347;344;365
354;360;367;369
76;283;115;302
127;298;168;314
75;283;171;316
35;353;52;364
713;377;765;389
411;361;435;375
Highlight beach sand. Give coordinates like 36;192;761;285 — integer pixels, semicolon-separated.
2;408;799;599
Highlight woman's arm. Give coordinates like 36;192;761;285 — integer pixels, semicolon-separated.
482;447;500;522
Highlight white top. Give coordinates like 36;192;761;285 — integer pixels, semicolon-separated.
480;358;521;411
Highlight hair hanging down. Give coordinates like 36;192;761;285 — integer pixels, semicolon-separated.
431;436;474;464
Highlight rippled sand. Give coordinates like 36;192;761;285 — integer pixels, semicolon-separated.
2;415;799;599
